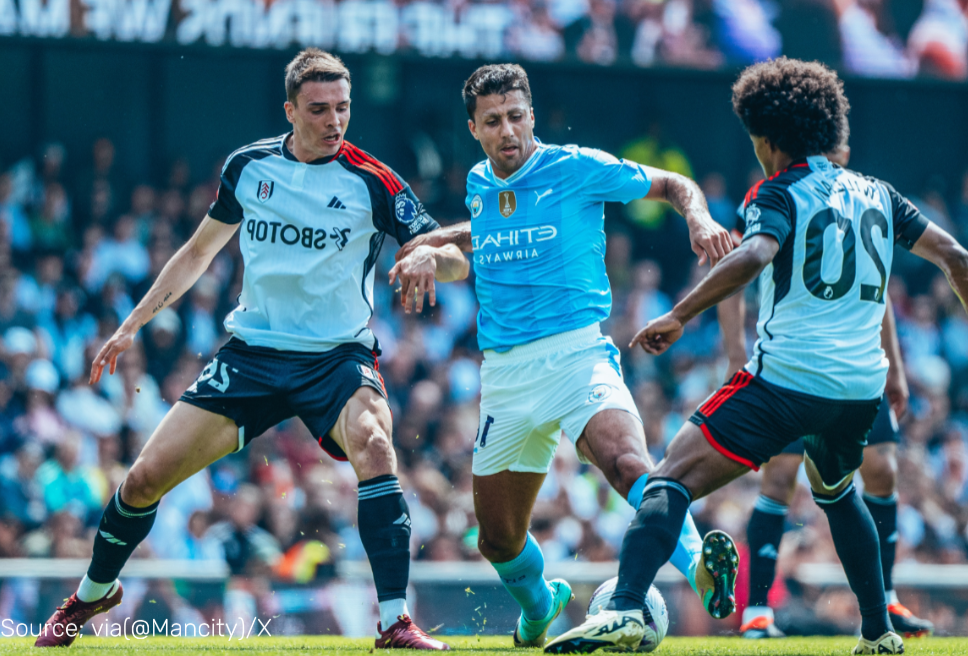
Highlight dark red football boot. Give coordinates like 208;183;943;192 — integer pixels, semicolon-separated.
376;614;450;650
35;582;123;647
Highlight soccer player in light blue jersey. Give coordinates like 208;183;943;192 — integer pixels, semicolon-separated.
394;63;736;648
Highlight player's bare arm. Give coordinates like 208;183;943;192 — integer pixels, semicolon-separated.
90;215;240;384
645;169;733;266
881;293;909;419
395;221;473;261
389;244;470;313
631;234;779;354
717;293;747;380
911;222;968;311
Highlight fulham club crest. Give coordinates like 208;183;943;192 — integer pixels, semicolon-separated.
257;180;274;203
499;190;516;218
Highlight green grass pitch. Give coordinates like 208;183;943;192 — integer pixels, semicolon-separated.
1;636;968;655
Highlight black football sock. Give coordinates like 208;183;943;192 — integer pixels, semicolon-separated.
608;478;691;611
863;492;898;594
87;484;159;584
358;475;411;604
814;484;891;641
747;495;788;608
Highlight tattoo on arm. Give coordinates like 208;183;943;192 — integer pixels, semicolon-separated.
152;291;172;314
665;175;706;218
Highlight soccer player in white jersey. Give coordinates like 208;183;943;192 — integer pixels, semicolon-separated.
395;63;737;648
724;143;934;640
547;58;968;655
34;49;466;650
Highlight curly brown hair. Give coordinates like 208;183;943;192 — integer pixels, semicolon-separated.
732;57;849;160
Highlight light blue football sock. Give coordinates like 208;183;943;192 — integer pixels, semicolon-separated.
491;533;553;621
627;472;704;592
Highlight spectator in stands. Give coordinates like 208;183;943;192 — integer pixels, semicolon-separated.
0;442;46;529
564;0;636;65
74;137;123;228
33;434;102;525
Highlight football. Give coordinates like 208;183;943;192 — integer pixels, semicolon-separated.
587;577;669;652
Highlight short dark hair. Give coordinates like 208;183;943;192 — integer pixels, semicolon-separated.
462;64;532;120
285;48;351;105
732;57;849;160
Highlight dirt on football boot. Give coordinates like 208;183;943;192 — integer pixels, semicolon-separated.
35;581;124;647
888;602;933;638
852;631;904;654
544;609;645;654
695;530;738;620
514;579;575;648
740;615;786;639
376;615;450;650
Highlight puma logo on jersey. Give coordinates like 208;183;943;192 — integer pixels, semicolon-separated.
535;188;553;205
758;544;778;560
328;196;347;209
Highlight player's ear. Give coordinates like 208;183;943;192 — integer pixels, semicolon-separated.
529;107;535;126
468;119;479;141
284;101;295;125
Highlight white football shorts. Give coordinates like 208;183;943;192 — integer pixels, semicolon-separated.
472;323;642;477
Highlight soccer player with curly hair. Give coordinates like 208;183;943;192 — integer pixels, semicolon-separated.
547;57;968;655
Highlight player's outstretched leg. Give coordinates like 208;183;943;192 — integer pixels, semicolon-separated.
332;387;448;650
36;404;239;647
627;472;722;617
545;477;692;654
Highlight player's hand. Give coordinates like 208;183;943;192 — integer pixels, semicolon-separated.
885;366;909;420
686;215;732;267
630;313;684;355
389;245;437;314
90;328;136;385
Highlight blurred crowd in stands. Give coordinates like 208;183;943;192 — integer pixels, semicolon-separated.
1;136;968;633
499;0;968;80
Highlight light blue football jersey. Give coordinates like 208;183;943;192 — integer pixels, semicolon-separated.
465;141;653;351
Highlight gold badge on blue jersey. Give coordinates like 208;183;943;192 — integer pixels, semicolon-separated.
499;190;517;218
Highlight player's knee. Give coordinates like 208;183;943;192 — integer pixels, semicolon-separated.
611;452;650;498
354;429;397;479
861;451;897;496
121;462;166;507
478;526;525;563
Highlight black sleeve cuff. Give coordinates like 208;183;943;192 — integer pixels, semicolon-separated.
896;213;929;251
208;200;242;225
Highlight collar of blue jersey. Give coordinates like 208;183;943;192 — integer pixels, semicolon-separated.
485;138;545;187
282;132;344;165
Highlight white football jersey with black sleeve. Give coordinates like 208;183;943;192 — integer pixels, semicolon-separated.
739;155;928;400
208;134;438;353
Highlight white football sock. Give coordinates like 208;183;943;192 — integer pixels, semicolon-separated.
77;576;119;603
379;598;409;629
886;589;899;605
742;605;774;625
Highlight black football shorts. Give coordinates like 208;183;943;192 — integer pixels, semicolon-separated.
180;337;387;460
689;370;880;488
777;395;899;457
